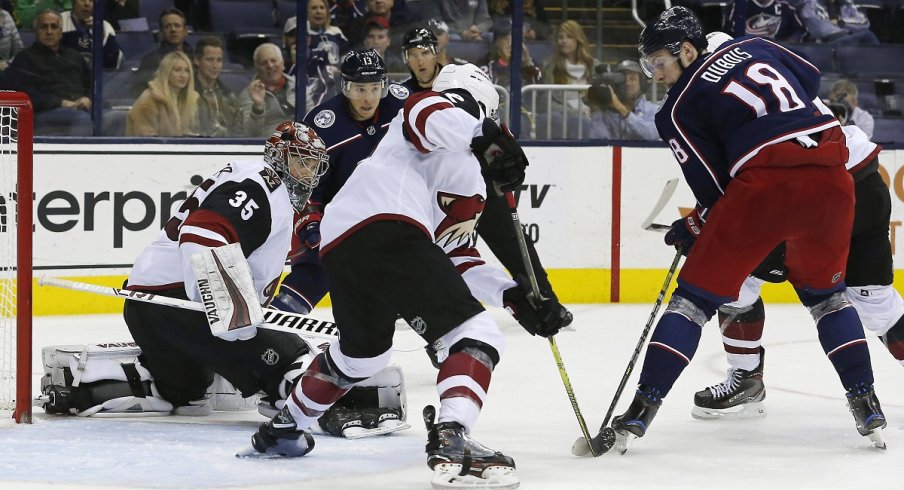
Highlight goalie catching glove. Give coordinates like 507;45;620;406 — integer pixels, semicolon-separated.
503;274;573;337
471;118;529;196
190;243;264;341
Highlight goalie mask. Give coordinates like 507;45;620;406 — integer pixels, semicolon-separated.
432;63;500;122
264;122;329;212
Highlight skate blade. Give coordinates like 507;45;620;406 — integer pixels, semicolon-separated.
867;427;887;450
431;464;519;489
613;430;637;455
691;402;767;421
343;421;411;439
235;445;282;459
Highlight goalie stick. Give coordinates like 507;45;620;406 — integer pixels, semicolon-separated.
503;192;597;457
640;178;679;232
39;277;339;341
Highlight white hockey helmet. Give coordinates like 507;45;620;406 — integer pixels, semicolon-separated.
432;63;500;122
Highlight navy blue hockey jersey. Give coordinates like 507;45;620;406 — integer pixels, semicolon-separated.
303;83;410;204
656;36;839;211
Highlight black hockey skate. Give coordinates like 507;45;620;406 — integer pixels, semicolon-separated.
423;405;519;489
236;405;315;458
846;384;887;449
611;386;662;455
692;348;766;420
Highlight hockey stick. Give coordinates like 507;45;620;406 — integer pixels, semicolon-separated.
502;192;598;457
571;249;683;457
640;178;679;232
39;277;339;341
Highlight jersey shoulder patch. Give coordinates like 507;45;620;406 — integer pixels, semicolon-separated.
389;83;409;100
313;109;336;128
259;166;282;192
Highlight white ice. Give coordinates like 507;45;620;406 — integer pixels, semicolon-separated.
2;303;901;490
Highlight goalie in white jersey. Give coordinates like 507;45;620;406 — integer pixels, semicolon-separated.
244;64;571;488
40;122;412;437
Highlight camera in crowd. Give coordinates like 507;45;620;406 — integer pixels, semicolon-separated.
825;91;852;125
587;67;627;108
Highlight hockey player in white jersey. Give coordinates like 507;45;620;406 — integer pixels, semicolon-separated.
242;64;571;489
40;122;409;438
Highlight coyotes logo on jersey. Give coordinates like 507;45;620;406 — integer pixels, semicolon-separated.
435;191;485;248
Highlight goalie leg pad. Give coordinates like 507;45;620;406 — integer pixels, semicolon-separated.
40;344;173;416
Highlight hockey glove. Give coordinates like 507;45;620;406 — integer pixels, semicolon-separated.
295;202;323;253
503;274;574;337
470;118;529;196
664;208;703;255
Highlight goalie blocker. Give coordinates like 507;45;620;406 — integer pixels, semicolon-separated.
38;341;409;436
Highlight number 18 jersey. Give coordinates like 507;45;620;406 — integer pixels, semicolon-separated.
657;36;841;211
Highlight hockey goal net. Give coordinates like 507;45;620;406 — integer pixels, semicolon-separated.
0;92;33;424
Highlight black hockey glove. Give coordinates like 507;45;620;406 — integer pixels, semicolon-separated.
503;274;573;337
470;118;529;196
664;208;703;255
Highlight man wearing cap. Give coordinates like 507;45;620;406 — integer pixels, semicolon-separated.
587;59;659;141
362;16;406;73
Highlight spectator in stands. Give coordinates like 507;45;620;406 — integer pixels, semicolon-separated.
193;36;238;137
428;18;469;66
478;18;540;89
133;8;193;96
399;26;441;92
61;0;123;69
587;59;659;141
0;8;24;72
829;78;875;138
6;9;92;136
307;0;348;65
330;0;366;34
488;0;550;40
103;0;138;31
13;0;70;29
345;0;419;49
362;16;406;73
237;43;296;137
283;15;298;75
540;20;600;117
438;0;493;41
727;0;879;44
126;51;199;136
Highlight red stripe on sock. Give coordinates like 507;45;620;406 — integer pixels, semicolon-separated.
886;339;904;360
724;345;761;355
438;352;492;392
439;387;485;409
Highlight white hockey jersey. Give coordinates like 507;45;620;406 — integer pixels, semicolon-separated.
127;160;294;305
320;90;517;306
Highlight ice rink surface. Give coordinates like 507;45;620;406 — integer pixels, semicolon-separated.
1;303;901;490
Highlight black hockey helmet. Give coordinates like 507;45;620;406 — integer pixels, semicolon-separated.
340;49;389;98
402;27;438;62
638;6;707;70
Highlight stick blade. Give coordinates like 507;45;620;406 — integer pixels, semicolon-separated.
640;178;679;231
571;428;616;457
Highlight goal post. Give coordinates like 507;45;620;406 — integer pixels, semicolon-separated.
0;91;33;424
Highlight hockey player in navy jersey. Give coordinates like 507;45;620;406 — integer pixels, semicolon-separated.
692;35;903;428
242;63;571;488
607;6;886;453
270;49;410;315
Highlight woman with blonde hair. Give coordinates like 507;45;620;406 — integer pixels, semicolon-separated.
539;20;601;136
127;51;200;136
